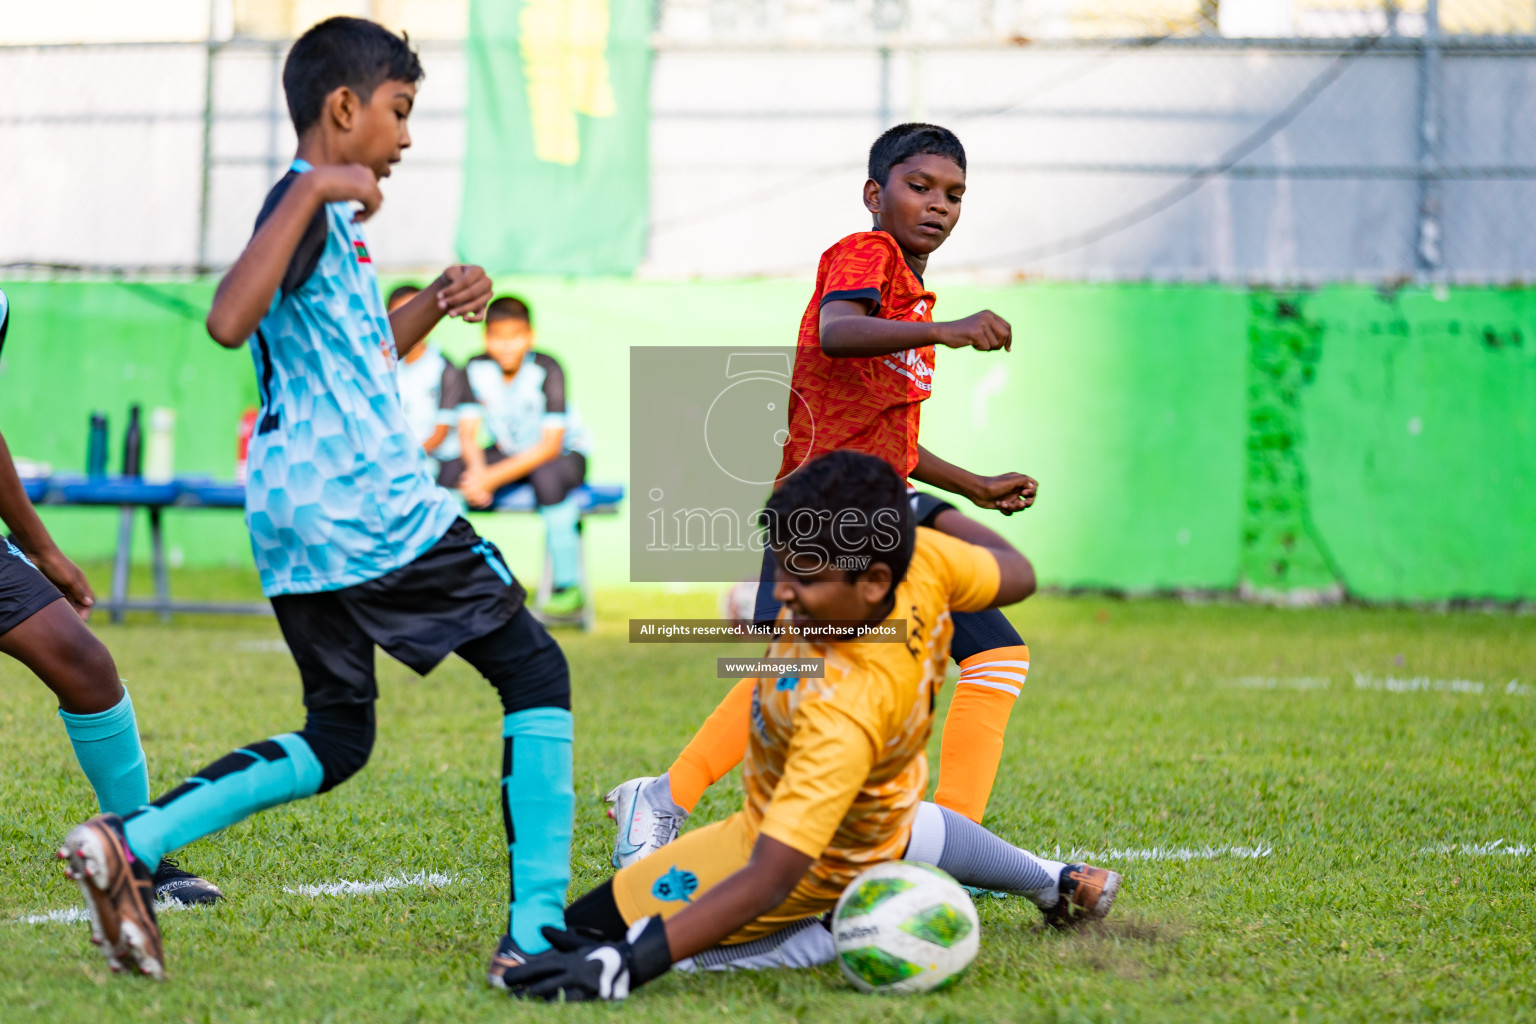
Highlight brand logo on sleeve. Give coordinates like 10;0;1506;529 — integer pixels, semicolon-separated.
353;241;372;264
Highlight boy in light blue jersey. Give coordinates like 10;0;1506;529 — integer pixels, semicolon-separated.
439;296;592;617
59;18;574;986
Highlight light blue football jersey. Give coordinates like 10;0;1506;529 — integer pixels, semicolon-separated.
242;159;459;597
463;352;593;458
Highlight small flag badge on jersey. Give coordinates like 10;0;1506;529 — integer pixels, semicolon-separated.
353;241;372;263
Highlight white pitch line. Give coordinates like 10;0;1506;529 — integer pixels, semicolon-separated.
1351;674;1531;696
1053;843;1275;862
1420;840;1533;857
17;900;190;926
1224;675;1532;696
1226;676;1332;691
14;873;458;925
235;639;290;653
282;871;457;897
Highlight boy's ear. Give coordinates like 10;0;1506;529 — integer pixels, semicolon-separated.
326;86;361;132
862;177;883;216
856;561;894;607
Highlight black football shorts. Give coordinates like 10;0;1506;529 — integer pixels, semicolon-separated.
270;517;529;710
0;538;65;637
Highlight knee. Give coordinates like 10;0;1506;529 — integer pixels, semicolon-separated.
461;615;571;715
299;704;376;793
76;631;119;682
531;468;564;507
500;637;570;715
48;627;123;713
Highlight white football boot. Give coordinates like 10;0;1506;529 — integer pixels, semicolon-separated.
604;776;688;870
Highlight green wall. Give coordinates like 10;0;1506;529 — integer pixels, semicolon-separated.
1;278;1531;602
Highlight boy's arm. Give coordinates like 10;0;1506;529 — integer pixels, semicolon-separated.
0;431;94;618
503;836;812;1002
462;427;564;507
421;424;450;454
911;445;1037;514
424;362;465;456
931;509;1037;606
505;836;814;1002
206;164;382;348
388;265;494;358
457;415;486;469
819;300;1012;358
661;835;813;958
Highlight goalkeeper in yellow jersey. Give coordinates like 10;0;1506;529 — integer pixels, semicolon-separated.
501;452;1119;1001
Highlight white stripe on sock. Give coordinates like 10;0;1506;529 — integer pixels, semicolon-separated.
962;660;1030;672
956;679;1023;697
959;670;1028;687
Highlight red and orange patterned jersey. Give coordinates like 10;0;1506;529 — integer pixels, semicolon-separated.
777;231;939;483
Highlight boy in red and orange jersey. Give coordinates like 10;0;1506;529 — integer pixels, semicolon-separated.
608;124;1044;865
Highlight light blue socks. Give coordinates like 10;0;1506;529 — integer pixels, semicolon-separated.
502;708;575;953
539;496;581;590
122;732;323;872
58;689;150;816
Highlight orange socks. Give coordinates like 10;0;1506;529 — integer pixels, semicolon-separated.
934;645;1030;822
665;677;754;813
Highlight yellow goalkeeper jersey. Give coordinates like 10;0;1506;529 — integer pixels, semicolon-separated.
743;527;1001;897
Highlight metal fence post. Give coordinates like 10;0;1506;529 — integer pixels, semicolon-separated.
1415;0;1443;276
267;40;284;188
197;30;218;274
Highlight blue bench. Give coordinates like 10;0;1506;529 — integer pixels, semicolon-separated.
25;475;623;629
27;474;258;621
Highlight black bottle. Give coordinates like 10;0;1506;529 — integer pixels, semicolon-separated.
122;404;142;478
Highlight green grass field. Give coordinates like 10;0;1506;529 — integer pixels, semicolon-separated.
2;582;1533;1023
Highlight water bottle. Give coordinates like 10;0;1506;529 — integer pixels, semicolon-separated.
144;407;176;484
122;404;142;477
86;412;108;478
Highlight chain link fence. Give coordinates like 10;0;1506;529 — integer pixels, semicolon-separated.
3;0;1536;281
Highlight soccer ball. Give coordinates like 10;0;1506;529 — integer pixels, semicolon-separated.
831;862;980;994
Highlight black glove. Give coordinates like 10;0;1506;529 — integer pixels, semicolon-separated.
503;916;672;1002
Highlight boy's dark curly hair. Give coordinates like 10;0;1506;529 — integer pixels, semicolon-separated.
764;451;913;584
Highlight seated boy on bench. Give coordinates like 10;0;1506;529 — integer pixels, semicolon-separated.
438;295;592;618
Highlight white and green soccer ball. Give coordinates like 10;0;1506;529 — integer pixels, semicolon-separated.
832;862;980;994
